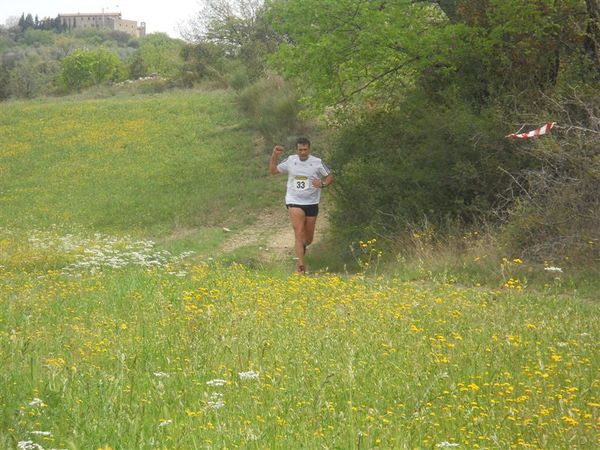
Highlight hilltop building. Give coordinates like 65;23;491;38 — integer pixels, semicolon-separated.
58;12;146;37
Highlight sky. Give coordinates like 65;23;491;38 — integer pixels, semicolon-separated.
0;0;203;38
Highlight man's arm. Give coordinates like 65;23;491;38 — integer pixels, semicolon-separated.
313;174;334;188
269;145;285;175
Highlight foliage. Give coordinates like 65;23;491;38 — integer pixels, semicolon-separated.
182;0;280;81
22;29;56;46
267;0;600;260
6;55;59;98
268;0;447;111
499;88;600;261
60;48;126;91
328;90;532;242
17;12;64;33
269;0;596;110
236;75;306;144
0;29;138;98
127;33;184;79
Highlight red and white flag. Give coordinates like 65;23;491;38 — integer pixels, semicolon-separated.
506;122;556;139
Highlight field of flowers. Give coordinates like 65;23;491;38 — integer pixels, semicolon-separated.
0;91;280;236
1;91;598;449
1;227;598;449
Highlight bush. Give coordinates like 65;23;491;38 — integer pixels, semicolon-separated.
60;48;126;92
328;90;532;244
134;78;169;94
500;88;600;261
7;56;59;98
236;75;307;145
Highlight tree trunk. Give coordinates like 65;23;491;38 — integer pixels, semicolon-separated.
585;0;600;77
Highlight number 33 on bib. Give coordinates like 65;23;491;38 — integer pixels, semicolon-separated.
293;176;310;191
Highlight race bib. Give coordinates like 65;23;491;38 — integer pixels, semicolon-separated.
293;176;310;191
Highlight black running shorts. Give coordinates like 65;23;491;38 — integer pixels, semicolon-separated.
286;203;319;217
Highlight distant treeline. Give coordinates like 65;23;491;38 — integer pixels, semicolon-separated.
16;13;65;33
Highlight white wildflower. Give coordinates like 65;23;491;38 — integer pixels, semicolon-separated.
544;266;563;273
207;392;225;409
153;372;170;378
28;398;44;407
245;428;258;441
437;442;460;448
30;431;52;436
206;379;227;387
238;370;259;380
158;419;172;427
207;400;225;409
17;441;44;450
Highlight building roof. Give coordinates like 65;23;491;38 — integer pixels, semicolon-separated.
58;13;121;17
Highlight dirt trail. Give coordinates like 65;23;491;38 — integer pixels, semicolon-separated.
221;207;330;258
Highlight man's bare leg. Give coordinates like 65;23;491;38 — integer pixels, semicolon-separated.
303;216;317;254
288;207;307;271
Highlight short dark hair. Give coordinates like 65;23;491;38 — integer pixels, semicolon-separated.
296;137;311;147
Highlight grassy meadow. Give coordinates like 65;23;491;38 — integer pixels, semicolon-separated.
0;91;280;238
1;90;599;449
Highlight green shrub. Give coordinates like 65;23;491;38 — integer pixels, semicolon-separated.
500;88;600;261
60;48;126;92
227;64;250;91
236;76;306;145
328;90;532;244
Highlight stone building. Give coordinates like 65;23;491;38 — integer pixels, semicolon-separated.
58;12;146;38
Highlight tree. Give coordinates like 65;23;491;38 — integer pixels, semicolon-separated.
128;33;184;79
268;0;594;111
500;89;600;260
268;0;448;111
24;14;35;30
183;0;279;79
60;48;125;91
584;0;600;76
266;0;599;254
7;56;57;98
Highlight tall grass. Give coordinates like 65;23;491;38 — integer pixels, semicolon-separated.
0;236;598;448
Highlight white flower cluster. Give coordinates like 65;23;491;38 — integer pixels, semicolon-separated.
28;398;44;407
207;393;225;410
206;379;227;387
17;442;44;450
26;230;193;275
544;266;563;273
158;419;173;427
238;370;259;380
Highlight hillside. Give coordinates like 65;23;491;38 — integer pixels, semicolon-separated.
0;90;301;259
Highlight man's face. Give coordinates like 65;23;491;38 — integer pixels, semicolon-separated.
296;143;310;161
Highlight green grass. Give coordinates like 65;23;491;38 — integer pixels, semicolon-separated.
1;90;598;449
0;248;598;449
0;90;280;238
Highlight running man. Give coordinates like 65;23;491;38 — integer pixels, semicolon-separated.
269;137;333;273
